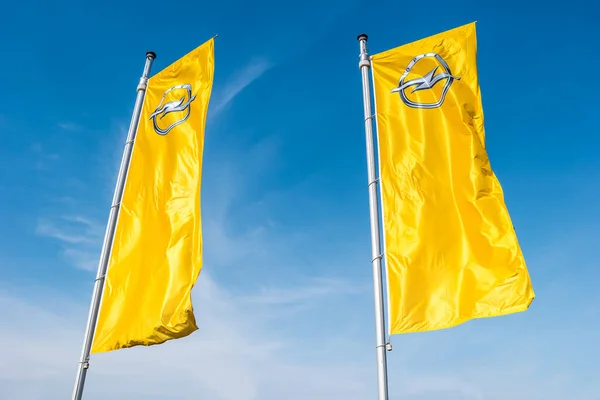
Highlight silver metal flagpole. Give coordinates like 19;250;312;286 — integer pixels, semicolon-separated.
357;33;390;400
71;51;157;400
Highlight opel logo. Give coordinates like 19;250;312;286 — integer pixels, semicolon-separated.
391;53;460;109
149;84;196;135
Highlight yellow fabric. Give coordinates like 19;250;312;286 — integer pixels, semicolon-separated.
371;23;534;334
91;39;214;353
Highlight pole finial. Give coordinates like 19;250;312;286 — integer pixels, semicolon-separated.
146;51;157;59
357;33;368;42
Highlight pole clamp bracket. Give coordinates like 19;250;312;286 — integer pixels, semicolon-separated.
368;178;379;188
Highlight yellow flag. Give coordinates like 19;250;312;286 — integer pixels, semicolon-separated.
91;38;214;353
371;23;534;334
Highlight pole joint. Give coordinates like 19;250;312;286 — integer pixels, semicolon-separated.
359;55;371;69
137;77;149;91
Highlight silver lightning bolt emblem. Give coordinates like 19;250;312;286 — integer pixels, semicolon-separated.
391;53;460;109
150;84;197;135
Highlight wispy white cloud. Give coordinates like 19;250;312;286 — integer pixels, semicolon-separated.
35;215;103;271
209;59;274;117
238;277;368;306
20;171;600;398
43;195;78;205
62;248;100;272
197;134;287;269
0;272;372;400
58;122;82;132
35;220;90;244
30;142;60;170
2;262;599;400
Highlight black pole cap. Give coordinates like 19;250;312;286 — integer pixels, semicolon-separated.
357;34;368;42
146;51;157;59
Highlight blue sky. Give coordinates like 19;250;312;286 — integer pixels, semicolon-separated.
0;0;599;399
